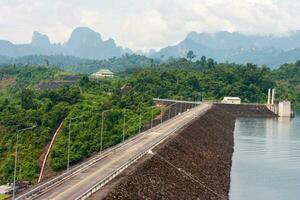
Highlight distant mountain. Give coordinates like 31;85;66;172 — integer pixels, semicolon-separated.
0;27;125;59
151;31;300;67
2;28;300;67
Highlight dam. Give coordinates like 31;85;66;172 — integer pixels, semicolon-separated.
15;101;298;200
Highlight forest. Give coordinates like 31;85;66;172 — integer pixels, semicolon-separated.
0;57;299;185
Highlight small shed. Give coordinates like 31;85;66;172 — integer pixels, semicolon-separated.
90;69;114;79
222;97;241;104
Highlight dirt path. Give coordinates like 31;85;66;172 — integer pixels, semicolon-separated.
38;122;63;183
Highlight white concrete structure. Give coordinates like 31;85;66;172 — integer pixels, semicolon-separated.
278;101;292;117
267;88;271;105
222;97;241;104
90;69;114;79
0;184;12;194
271;88;276;105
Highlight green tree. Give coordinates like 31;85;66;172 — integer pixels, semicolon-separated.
186;50;196;61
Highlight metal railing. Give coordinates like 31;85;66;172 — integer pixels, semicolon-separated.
74;104;207;200
16;100;201;200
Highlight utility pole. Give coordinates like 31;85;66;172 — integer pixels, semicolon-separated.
68;115;84;170
67;119;71;171
168;105;171;120
12;134;18;200
123;110;126;142
160;106;163;124
139;112;142;133
13;126;37;199
100;112;104;152
151;107;154;128
181;103;183;113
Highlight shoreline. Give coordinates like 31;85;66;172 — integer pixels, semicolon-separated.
89;105;235;200
88;104;276;199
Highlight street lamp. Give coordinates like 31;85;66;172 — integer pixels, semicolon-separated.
138;104;143;133
13;125;37;200
67;115;84;171
168;103;176;120
160;106;163;124
100;109;113;153
123;109;126;142
151;106;154;128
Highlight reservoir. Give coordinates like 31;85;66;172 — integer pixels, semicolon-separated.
229;112;300;200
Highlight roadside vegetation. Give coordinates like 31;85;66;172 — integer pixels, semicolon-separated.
0;57;299;185
0;194;9;200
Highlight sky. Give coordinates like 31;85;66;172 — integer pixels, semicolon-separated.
1;0;300;51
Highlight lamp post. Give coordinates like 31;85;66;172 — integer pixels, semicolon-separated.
168;105;171;120
123;109;126;142
100;109;113;153
13;125;37;200
151;107;154;128
67;115;84;171
160;106;163;124
139;112;142;133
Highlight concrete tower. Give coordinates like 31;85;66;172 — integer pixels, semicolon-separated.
267;88;271;104
271;88;276;105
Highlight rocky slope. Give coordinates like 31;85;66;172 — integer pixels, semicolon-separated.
90;105;235;200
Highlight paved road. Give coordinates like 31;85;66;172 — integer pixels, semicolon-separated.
30;104;212;200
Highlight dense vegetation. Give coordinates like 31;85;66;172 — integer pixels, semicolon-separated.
271;61;300;108
0;66;158;184
0;57;299;185
127;61;274;103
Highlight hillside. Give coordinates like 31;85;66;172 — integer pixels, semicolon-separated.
0;60;298;186
0;66;158;184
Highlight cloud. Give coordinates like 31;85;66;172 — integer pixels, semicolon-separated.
0;0;300;50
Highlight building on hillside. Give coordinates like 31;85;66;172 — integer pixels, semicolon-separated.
90;69;114;79
222;97;241;104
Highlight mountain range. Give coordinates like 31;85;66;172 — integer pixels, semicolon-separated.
0;27;131;60
151;31;300;67
1;27;300;67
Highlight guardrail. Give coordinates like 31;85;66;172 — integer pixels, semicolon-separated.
153;98;201;104
74;105;209;200
16;101;201;200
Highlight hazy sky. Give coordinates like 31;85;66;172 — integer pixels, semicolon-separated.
1;0;300;50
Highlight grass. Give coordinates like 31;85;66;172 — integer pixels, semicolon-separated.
0;194;9;200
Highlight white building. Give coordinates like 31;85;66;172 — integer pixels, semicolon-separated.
90;69;114;79
278;101;292;117
222;97;241;104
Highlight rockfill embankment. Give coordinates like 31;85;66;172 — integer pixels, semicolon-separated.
91;105;235;200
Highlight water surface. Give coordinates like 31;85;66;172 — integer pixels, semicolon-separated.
230;112;300;200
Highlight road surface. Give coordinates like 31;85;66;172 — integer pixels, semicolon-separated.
24;104;211;200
